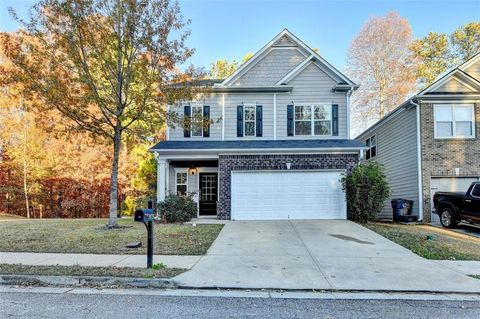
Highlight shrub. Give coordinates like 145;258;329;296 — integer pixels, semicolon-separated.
341;162;390;223
157;193;197;223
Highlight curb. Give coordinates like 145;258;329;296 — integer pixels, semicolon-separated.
0;275;177;289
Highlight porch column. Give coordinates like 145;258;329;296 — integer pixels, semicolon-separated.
157;159;166;203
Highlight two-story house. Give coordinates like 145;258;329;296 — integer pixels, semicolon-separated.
356;52;480;224
150;29;364;220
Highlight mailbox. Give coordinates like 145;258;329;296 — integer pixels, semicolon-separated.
134;209;155;223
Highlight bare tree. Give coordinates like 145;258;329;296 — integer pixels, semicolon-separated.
347;12;417;134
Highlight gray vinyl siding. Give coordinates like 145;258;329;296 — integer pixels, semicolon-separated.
168;94;223;140
432;76;476;93
232;48;306;87
276;62;348;139
356;107;420;219
169;62;349;141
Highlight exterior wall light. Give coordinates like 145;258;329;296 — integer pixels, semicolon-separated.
189;167;197;175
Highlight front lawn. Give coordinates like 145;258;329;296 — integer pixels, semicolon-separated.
0;218;223;255
0;263;184;278
366;223;480;261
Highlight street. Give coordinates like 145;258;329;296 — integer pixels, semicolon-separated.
1;288;479;319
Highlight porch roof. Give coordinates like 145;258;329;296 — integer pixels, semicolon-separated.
150;139;366;152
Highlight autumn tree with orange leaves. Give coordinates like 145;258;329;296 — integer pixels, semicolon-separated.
1;0;194;227
347;12;417;134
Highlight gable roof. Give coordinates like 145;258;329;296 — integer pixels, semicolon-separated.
418;52;480;96
355;52;480;139
219;29;357;87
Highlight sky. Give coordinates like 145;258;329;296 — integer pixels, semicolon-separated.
1;0;479;73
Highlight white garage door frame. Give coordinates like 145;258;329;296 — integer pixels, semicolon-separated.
230;169;347;220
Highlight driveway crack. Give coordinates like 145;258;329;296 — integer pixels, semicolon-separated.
289;221;336;290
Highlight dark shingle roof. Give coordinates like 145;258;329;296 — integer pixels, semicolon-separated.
150;139;366;151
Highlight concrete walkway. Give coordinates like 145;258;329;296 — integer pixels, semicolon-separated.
0;252;200;269
174;220;480;292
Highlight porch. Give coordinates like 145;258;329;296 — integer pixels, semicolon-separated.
156;159;219;218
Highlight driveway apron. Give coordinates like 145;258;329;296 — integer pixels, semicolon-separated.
174;220;480;292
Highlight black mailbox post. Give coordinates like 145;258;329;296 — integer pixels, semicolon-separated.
134;208;154;268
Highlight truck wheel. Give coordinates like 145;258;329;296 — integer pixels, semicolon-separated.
439;207;458;228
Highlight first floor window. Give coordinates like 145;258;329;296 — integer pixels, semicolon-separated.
244;105;256;136
365;135;376;160
434;104;475;138
294;104;332;136
191;105;203;137
176;171;188;195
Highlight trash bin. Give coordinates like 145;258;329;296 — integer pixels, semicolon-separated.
391;199;414;222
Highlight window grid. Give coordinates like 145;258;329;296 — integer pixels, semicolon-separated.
434;104;475;139
244;105;256;137
201;175;216;201
365;135;377;160
176;172;188;196
294;104;332;136
191;105;203;137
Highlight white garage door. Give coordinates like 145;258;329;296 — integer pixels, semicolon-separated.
430;177;479;223
231;170;346;220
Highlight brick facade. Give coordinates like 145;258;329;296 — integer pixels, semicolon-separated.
420;102;480;222
217;153;359;219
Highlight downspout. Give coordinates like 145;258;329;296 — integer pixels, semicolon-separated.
411;98;423;221
346;88;354;140
222;94;225;140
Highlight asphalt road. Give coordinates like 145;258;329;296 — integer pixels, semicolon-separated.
1;291;480;319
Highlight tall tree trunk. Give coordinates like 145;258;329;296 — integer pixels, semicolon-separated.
22;154;30;219
108;127;122;227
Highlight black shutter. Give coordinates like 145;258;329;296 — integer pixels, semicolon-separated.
183;105;191;138
203;105;210;137
332;104;339;136
256;105;263;137
237;105;244;137
287;104;294;136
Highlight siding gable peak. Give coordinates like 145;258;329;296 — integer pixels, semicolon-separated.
219;29;356;88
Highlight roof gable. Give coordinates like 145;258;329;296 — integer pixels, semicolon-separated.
219;29;356;87
461;53;480;81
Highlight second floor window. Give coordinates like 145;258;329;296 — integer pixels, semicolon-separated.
434;104;475;138
191;105;203;137
244;106;256;136
365;135;376;160
294;104;332;136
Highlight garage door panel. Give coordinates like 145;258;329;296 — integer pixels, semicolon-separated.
231;171;346;220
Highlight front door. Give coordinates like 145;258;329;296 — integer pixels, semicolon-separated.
199;173;218;215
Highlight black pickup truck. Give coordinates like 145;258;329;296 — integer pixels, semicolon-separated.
433;181;480;228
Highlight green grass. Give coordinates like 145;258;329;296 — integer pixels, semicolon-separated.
0;263;184;278
365;223;480;261
0;218;223;255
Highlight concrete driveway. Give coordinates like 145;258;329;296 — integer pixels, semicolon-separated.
175;220;480;292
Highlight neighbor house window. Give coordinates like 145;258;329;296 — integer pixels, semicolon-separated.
365;135;376;160
434;104;475;138
191;105;203;137
294;104;331;136
244;105;256;136
175;171;188;195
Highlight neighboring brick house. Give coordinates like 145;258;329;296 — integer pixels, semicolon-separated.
356;53;480;223
150;29;365;220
